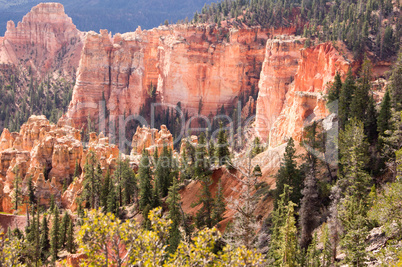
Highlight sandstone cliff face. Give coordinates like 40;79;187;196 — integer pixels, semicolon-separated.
66;25;273;128
0;115;119;213
0;3;83;77
256;41;351;147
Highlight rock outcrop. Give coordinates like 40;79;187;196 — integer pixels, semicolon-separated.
0;115;119;213
0;3;83;77
256;41;351;147
65;25;274;128
131;125;174;155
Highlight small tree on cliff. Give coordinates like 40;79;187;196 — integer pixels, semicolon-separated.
216;123;231;166
82;151;102;209
12;166;22;211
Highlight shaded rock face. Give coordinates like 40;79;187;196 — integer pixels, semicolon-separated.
256;41;351;147
0;3;83;77
0;115;119;213
65;25;273;128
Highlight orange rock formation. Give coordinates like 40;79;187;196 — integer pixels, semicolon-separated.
65;25;274;128
0;115;119;213
0;3;83;77
256;41;351;147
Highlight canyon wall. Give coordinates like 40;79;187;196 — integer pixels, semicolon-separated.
256;41;351;147
0;3;83;78
65;25;273;128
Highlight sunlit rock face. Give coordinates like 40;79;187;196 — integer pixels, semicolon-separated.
0;115;119;213
0;3;83;77
65;25;279;128
256;41;351;147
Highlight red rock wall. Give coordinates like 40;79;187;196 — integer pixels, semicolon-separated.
66;25;272;128
256;41;351;147
0;3;83;78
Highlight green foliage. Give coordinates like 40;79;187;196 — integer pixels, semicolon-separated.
166;175;182;253
274;138;303;208
50;206;60;263
269;185;300;267
338;69;356;129
216;124;231;166
378;89;392;137
82;151;102;209
327;71;343;104
339;119;372;198
212;179;226;225
369;181;402;239
138;150;153;212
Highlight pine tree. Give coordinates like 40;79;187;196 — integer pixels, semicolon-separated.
59;212;70;249
107;180;118;215
12;166;22;211
194;132;211;178
274;138;303;208
166;175;181;253
154;144;172;198
299;167;320;250
269;185;299;266
192;175;214;228
101;168;111;211
73;159;80;178
82;151;102;209
50;206;60;263
27;176;36;205
327;71;343;103
339;195;369;266
389;52;402;111
212;179;226;225
121;158;137;205
216;124;230;166
338;68;356;129
66;219;75;253
138;150;153;212
209;139;216;165
339;119;371;198
378;89;392;137
252;137;263;157
40;215;50;262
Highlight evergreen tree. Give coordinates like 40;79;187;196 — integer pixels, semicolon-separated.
12;166;22;211
339;119;371;198
339;195;369;266
50;206;60;263
274;138;303;208
269;185;299;266
138;150;153;212
194;132;211;178
73;159;80;178
327;71;343;103
192;175;214;229
389;52;402;111
252;137;263;157
107;180;118;215
101;168;111;211
378;89;392;137
121;159;137;205
154;144;172;198
212;178;226;225
216;124;230;166
82;151;102;209
59;212;70;249
40;215;50;262
209;139;216;165
299;168;320;250
339;69;356;129
66;219;75;253
27;176;36;205
166;175;181;253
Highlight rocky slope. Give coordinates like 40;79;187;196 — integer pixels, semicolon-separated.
0;2;83;78
256;40;351;147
